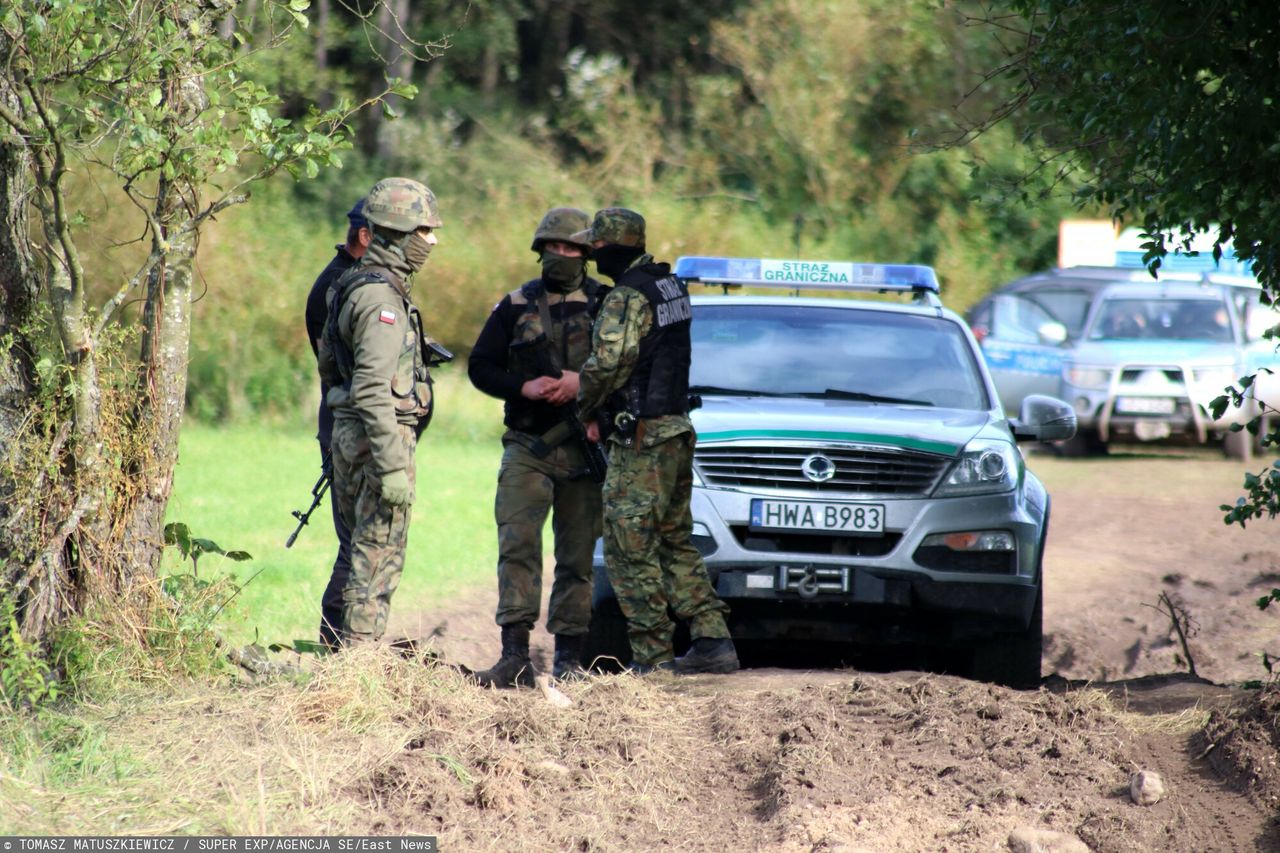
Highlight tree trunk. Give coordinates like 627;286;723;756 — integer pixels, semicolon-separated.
314;0;331;110
0;106;38;573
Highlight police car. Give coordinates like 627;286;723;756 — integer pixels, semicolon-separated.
584;256;1076;688
975;267;1275;458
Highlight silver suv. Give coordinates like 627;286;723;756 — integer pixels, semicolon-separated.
584;257;1076;687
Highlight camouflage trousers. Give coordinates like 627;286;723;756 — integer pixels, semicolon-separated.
602;431;730;666
494;431;602;635
330;418;417;644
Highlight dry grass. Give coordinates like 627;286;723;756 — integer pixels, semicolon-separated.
2;650;1270;849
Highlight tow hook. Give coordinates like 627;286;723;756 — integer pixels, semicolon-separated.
797;567;821;599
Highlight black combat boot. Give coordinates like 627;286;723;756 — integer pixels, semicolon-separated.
552;634;586;681
672;637;740;674
474;623;538;688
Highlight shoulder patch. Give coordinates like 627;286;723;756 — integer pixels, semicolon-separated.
379;309;397;325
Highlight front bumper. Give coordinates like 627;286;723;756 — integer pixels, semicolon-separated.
1063;362;1248;443
686;484;1043;636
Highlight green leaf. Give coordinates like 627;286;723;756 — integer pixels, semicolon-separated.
223;550;253;562
149;89;163;107
190;537;226;557
164;522;192;558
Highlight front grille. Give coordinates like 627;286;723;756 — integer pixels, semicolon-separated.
731;526;901;557
695;443;950;496
1120;367;1185;383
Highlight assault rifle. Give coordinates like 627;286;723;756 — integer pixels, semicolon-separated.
286;452;332;548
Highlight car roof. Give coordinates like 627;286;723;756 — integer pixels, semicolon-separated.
995;265;1256;293
1094;280;1240;300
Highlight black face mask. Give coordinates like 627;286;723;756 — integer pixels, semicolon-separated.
540;253;586;292
592;243;644;281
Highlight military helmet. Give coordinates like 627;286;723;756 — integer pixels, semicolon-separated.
362;177;442;232
531;207;592;253
570;207;645;247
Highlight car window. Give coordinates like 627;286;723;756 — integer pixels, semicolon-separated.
1024;288;1095;336
1086;298;1234;342
691;304;990;410
991;295;1058;344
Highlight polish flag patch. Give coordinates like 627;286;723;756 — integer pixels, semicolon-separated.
379;309;397;325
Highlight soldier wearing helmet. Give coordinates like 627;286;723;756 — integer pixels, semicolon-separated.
317;177;444;645
467;206;610;686
576;207;739;675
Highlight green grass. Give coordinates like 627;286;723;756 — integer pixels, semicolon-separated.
166;372;509;647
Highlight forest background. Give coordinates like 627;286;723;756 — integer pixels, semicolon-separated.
67;0;1086;426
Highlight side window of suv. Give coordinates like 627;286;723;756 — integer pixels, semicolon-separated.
991;295;1060;344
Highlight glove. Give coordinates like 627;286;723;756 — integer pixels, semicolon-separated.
380;469;414;507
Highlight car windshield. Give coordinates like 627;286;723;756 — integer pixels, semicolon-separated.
1086;297;1233;342
690;304;990;411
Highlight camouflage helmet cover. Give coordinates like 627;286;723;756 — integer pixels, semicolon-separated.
531;206;592;253
362;177;442;232
570;207;645;247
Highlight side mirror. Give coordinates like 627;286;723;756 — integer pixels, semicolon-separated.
1010;394;1077;443
1036;321;1068;346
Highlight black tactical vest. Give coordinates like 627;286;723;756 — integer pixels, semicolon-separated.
504;277;606;433
619;264;692;417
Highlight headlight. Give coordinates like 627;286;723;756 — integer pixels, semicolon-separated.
1063;364;1111;389
934;439;1019;497
1192;365;1238;390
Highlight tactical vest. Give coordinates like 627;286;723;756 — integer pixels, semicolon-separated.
504;278;605;432
618;267;692;417
325;265;435;424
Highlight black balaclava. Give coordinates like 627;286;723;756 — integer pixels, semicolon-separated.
540;250;587;293
592;243;644;281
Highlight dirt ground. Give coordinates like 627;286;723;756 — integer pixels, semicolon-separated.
378;447;1280;851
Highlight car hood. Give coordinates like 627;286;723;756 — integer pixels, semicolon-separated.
1069;340;1239;366
691;395;994;457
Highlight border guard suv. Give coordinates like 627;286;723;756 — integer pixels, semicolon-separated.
584;256;1076;687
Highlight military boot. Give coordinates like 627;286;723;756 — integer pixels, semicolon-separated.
672;637;740;674
552;634;586;681
474;624;538;688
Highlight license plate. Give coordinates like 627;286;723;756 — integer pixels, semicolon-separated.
1116;396;1177;415
750;499;884;534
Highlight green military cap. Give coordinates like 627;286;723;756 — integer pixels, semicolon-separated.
571;207;645;247
363;177;443;232
531;206;592;252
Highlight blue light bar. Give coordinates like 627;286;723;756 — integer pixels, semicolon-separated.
674;256;940;293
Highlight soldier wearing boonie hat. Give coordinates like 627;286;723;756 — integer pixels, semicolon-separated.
575;207;739;675
317;177;444;646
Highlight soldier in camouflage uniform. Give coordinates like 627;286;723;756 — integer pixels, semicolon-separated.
317;178;443;645
575;208;740;674
468;207;609;686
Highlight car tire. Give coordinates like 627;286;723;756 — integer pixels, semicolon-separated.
1223;428;1254;462
582;594;631;672
969;584;1043;689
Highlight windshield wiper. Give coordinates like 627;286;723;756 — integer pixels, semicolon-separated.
688;384;793;397
804;388;935;406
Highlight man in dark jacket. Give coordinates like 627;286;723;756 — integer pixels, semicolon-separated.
468;207;609;685
304;198;370;650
